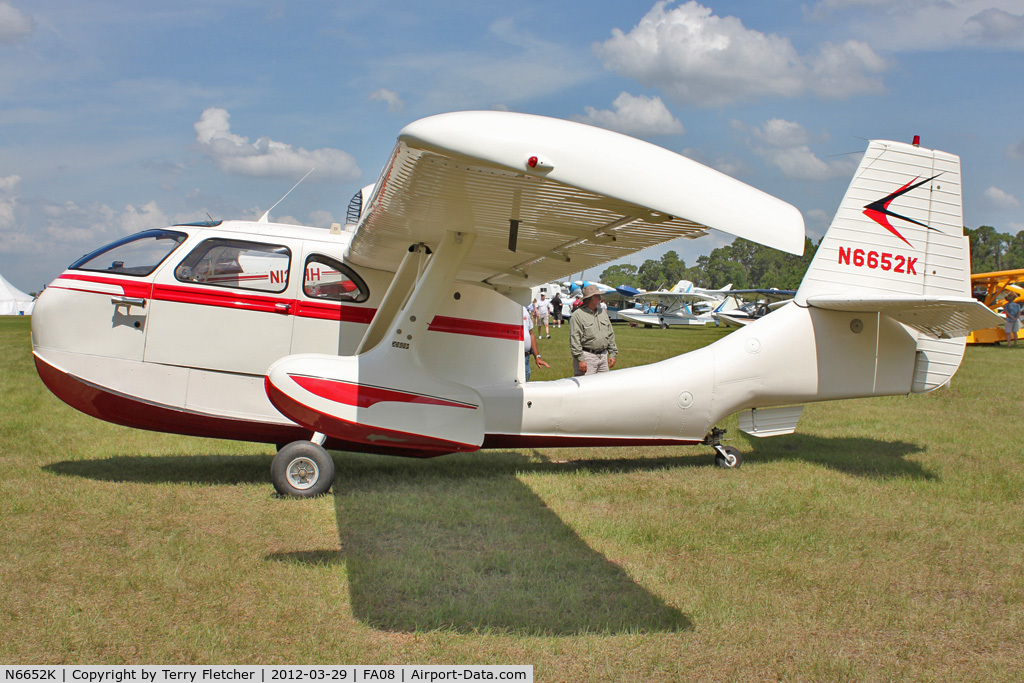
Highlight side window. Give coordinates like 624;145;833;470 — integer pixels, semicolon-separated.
303;254;369;303
71;229;187;276
175;239;291;293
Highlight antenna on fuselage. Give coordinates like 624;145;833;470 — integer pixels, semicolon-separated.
258;167;315;224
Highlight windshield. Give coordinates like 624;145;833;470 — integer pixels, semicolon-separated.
71;229;188;277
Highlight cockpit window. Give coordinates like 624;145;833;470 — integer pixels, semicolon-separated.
175;238;291;293
70;229;188;277
303;254;369;303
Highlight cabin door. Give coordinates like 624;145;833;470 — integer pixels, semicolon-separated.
144;235;298;375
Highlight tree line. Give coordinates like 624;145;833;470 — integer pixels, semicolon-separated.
599;237;819;291
599;226;1024;291
965;226;1024;274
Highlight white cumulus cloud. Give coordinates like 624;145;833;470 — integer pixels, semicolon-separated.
738;118;861;180
0;174;20;229
369;88;405;113
984;186;1020;209
594;1;886;107
964;8;1024;43
808;1;1024;50
574;92;685;135
194;108;360;181
1008;133;1024;160
0;174;20;193
0;2;33;44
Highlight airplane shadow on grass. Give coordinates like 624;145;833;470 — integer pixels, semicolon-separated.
744;433;934;480
267;436;930;636
44;453;277;486
46;435;931;635
276;451;694;635
41;432;933;486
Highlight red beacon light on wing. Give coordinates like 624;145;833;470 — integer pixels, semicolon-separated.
913;135;920;147
525;155;554;172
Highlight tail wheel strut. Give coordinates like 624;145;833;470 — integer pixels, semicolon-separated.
703;427;743;469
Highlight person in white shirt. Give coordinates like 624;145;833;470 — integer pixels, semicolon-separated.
537;293;552;338
523;306;550;381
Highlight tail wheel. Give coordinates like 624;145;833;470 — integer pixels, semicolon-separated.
714;446;742;469
271;441;335;498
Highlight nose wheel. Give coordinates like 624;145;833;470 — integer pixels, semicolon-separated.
271;440;335;497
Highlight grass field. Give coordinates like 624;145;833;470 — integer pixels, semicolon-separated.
2;315;1023;680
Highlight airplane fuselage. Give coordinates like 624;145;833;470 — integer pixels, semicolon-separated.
32;216;936;460
31;220;536;454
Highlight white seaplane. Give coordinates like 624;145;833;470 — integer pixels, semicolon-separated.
713;288;797;327
31;112;1000;497
618;280;735;328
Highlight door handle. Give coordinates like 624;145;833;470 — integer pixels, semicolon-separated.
111;296;147;310
274;302;292;314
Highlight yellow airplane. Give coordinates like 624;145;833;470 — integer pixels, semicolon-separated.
967;268;1024;344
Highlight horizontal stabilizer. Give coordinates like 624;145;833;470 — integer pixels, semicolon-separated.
805;295;1003;339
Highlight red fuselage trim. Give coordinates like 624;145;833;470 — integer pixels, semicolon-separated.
265;377;479;454
34;352;305;444
289;374;479;410
35;352;701;456
50;273;522;341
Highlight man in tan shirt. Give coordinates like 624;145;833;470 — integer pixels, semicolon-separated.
569;284;618;376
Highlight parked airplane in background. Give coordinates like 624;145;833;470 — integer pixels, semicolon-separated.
618;280;736;328
714;289;797;327
31;112;1000;497
564;280;638;320
966;269;1024;344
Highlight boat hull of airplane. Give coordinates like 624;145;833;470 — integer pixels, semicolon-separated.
33;351;306;445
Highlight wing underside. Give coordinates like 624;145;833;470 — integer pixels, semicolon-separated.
349;145;707;288
346;111;805;289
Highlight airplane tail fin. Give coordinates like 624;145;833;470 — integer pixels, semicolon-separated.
795;138;1000;392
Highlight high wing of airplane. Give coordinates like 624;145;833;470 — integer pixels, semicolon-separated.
966;268;1024;344
346;112;803;287
32;113;1000;497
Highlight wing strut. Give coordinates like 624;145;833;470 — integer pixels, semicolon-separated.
266;229;487;453
356;244;430;355
356;231;476;356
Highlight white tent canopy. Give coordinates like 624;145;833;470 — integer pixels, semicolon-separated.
0;272;35;315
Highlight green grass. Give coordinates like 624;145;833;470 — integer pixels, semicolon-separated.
2;316;1023;680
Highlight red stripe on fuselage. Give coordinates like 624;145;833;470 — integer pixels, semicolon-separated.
153;283;286;313
50;272;518;340
292;299;376;323
428;315;523;341
51;273;153;298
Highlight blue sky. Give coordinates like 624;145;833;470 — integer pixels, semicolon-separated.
2;0;1023;292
